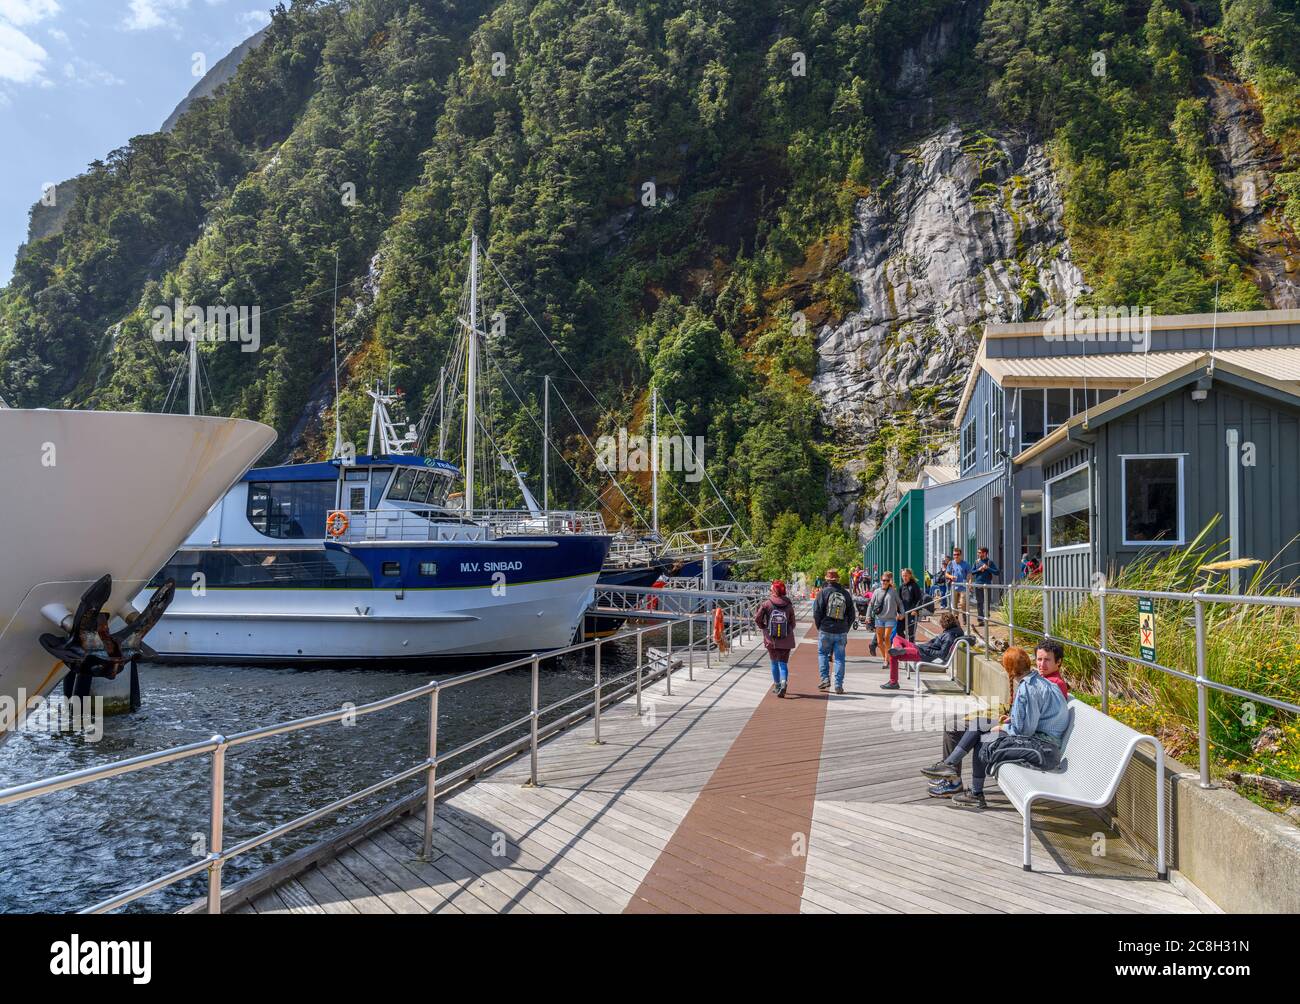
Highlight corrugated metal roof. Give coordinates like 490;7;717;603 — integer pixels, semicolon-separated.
981;346;1300;384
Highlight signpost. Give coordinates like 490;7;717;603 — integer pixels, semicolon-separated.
1138;597;1156;662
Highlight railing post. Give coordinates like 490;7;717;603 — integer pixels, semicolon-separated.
1194;594;1212;788
688;614;694;681
982;585;991;651
705;606;712;668
665;620;673;696
207;735;226;914
1007;582;1016;648
635;629;643;717
526;655;540;788
422;684;440;859
1098;586;1109;716
591;638;604;745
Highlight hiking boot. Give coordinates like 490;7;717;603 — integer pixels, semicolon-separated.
920;760;958;779
772;682;781;695
835;686;844;695
951;791;987;810
777;681;787;698
879;681;900;690
817;678;830;691
927;779;963;799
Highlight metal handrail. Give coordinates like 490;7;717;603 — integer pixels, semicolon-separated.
942;580;1300;790
330;507;607;542
0;585;764;914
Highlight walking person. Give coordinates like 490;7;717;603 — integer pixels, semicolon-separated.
972;546;1000;628
946;547;971;631
813;568;856;695
755;580;797;698
870;571;901;681
898;568;923;643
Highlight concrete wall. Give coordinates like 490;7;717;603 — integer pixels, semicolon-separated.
954;650;1300;912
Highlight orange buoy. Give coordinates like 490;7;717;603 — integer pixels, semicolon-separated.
713;606;728;653
325;511;350;537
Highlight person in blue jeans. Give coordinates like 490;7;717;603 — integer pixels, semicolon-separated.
946;547;972;631
812;568;856;694
755;580;797;698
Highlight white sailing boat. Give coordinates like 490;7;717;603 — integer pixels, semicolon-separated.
139;234;612;662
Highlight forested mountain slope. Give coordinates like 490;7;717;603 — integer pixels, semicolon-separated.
2;0;1298;545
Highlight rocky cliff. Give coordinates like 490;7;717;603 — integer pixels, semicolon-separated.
813;123;1089;539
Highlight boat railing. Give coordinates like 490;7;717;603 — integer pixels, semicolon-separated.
0;585;765;914
328;507;606;542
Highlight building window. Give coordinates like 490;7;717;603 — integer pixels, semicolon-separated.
1046;389;1071;433
961;420;977;474
1046;464;1090;551
1020;389;1044;449
992;386;1004;460
246;480;337;539
1122;455;1184;545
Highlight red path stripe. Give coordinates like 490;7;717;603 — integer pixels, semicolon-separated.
624;626;873;913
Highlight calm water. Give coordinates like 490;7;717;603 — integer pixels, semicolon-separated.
0;635;652;914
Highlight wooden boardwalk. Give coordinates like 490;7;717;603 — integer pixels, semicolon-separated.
237;617;1198;915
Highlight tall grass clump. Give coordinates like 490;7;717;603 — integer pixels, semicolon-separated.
1001;520;1300;786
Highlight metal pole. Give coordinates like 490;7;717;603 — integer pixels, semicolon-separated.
422;686;440;859
982;585;990;651
543;375;549;513
688;614;694;681
591;639;604;745
1007;582;1016;648
207;736;226;914
635;630;643;717
527;655;540;787
665;620;673;696
1194;595;1211;788
705;608;711;669
1098;587;1109;716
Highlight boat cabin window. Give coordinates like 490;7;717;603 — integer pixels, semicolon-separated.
149;549;372;588
385;466;452;507
369;469;391;508
247;480;336;539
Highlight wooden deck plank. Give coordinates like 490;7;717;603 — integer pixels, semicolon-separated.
243;618;1195;916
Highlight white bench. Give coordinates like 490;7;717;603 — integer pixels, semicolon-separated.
995;699;1167;878
901;635;976;695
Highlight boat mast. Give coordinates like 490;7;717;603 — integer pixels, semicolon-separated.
188;329;197;417
465;232;479;512
332;249;344;458
437;365;447;458
543;374;550;512
651;385;658;536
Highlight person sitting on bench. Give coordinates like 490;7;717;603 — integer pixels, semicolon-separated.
920;644;1070;808
880;611;963;690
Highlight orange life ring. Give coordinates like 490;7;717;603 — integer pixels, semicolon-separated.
326;511;350;537
713;607;728;652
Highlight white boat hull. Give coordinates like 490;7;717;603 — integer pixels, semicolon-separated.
0;409;275;742
146;573;600;661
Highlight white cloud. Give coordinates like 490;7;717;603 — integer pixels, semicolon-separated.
0;0;61;27
238;9;269;31
62;57;125;86
46;25;65;43
0;21;47;83
123;0;190;32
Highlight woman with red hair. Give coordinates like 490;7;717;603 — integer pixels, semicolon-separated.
755;579;798;698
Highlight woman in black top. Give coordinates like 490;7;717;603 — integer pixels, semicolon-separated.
899;567;924;643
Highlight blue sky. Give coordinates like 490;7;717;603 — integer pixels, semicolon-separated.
0;0;274;286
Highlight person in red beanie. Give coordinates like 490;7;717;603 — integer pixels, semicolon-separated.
755;579;798;697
